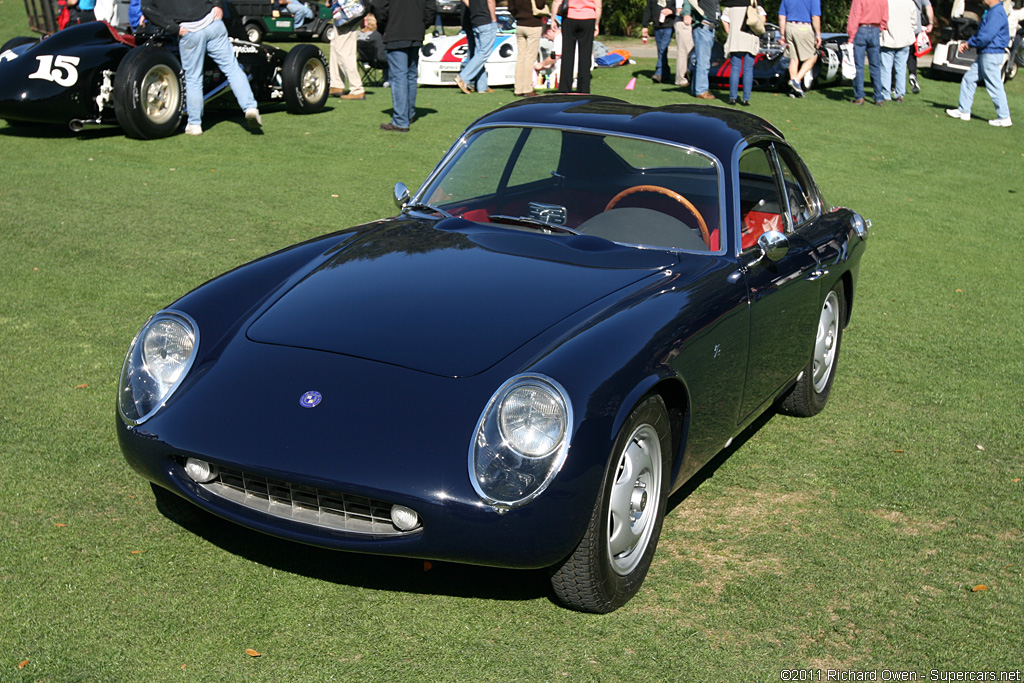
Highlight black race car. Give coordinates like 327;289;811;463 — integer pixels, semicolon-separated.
707;24;851;93
0;20;329;138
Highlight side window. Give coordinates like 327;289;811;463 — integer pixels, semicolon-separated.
507;127;561;189
737;147;785;251
775;147;817;228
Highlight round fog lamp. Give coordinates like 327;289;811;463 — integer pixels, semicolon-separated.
184;458;218;483
390;505;420;531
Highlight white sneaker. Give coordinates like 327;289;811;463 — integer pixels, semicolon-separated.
945;108;970;121
989;117;1013;127
184;123;202;135
244;108;262;130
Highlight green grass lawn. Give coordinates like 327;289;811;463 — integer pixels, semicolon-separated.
2;3;1022;680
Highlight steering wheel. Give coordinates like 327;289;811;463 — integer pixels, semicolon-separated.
605;185;710;246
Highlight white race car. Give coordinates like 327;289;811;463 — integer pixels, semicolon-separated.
418;10;517;87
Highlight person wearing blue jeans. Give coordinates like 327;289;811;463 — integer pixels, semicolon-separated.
386;47;419;128
377;0;436;131
142;0;262;135
456;0;497;93
280;0;314;28
641;0;676;83
846;0;887;104
689;0;719;99
878;45;909;100
946;0;1012;126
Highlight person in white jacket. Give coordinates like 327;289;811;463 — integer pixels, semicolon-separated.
879;0;917;101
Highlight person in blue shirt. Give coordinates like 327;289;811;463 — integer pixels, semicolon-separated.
67;0;97;23
945;0;1012;127
778;0;821;97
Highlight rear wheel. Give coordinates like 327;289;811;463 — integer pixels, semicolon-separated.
113;47;184;139
281;44;329;114
322;24;337;43
779;281;845;417
245;22;264;44
550;394;672;613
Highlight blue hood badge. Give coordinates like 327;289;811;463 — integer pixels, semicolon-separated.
299;391;322;408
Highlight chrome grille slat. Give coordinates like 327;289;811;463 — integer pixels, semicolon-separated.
200;466;419;536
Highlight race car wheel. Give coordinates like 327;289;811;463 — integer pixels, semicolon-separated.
245;22;264;44
779;280;845;417
281;44;329;114
550;394;672;613
113;47;184;139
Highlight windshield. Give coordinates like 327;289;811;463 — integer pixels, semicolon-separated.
419;126;722;252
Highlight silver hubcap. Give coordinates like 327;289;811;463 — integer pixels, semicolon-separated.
812;290;840;393
607;424;662;576
142;65;178;125
301;59;327;101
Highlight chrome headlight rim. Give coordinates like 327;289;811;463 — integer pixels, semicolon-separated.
117;310;199;426
469;373;573;510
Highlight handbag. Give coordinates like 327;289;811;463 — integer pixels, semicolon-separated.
557;0;568;19
331;0;367;28
745;0;765;36
532;0;550;17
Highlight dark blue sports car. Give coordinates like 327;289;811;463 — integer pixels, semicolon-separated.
118;96;869;612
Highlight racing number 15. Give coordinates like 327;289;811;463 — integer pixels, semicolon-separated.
29;55;81;87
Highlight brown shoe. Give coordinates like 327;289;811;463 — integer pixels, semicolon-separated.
851;97;865;105
454;75;472;95
695;91;716;100
329;88;344;97
481;88;494;93
340;93;365;100
380;122;409;132
524;91;539;97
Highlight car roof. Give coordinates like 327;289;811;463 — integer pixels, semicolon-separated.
465;95;785;165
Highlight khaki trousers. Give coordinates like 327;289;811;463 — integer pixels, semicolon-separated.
330;22;364;95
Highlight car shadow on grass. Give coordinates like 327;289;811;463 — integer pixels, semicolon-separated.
665;408;775;515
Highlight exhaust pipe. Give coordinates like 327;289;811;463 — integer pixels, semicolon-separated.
69;118;115;132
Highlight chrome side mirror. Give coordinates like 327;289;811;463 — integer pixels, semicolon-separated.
393;182;410;211
757;229;789;263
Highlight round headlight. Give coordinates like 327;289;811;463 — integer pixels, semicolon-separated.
421;43;436;57
497;383;566;458
470;374;573;509
118;311;199;425
143;318;194;387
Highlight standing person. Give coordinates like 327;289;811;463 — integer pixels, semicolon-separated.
907;0;933;93
377;0;436;131
455;0;498;94
847;0;888;105
674;0;693;88
550;0;602;93
328;0;366;99
778;0;821;97
721;0;762;105
641;0;675;83
509;0;545;96
689;0;721;100
879;0;916;102
946;0;1012;126
142;0;262;135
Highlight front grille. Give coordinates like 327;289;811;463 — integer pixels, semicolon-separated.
200;466;421;536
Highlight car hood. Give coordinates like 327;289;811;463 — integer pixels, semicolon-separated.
246;217;675;377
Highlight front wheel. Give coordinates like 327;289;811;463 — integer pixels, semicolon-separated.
550;394;672;613
281;44;330;114
779;281;845;417
113;47;185;139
